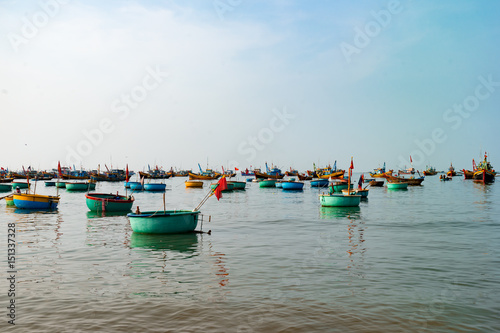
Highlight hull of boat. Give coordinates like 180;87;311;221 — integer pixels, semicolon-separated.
473;170;495;183
45;181;56;186
330;182;349;192
368;180;384;187
144;183;166;192
259;180;277;187
128;210;200;234
281;182;304;190
254;171;284;180
228;181;246;190
55;182;66;188
319;194;361;207
61;174;89;180
384;175;424;185
85;193;134;212
13;193;59;210
310;179;329;187
423;170;437;176
298;174;313;181
275;181;283;188
5;196;14;206
185;180;203;188
462;170;474;179
129;183;144;191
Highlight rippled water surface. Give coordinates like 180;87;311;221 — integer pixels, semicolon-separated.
1;175;499;332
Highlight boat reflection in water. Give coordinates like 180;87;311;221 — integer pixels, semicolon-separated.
319;206;361;219
130;232;199;254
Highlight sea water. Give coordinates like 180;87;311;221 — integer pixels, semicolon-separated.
0;175;499;332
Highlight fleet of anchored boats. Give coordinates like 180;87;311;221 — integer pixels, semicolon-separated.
1;154;496;234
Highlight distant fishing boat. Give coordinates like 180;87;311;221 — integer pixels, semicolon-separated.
188;172;220;180
85;193;134;212
298;174;313;181
423;166;437;176
281;181;304;190
240;168;255;176
473;153;495;183
369;162;393;178
447;163;457;177
128;210;201;234
368;180;384;187
383;174;424;186
13;193;60;210
254;163;284;180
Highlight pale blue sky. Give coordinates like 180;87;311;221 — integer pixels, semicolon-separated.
1;0;499;172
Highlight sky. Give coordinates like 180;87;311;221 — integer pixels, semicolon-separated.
1;0;499;173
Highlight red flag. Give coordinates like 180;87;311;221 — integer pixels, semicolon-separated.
410;155;413;163
350;157;354;170
126;164;129;182
235;167;239;171
58;161;62;178
214;176;227;200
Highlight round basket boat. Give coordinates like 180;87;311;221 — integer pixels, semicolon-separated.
127;210;201;234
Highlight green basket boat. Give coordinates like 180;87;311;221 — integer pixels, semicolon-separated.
85;193;134;212
319;193;361;207
12;182;30;190
127;210;201;234
387;182;408;190
227;181;246;190
66;182;96;191
55;181;66;188
210;182;234;191
259;179;277;187
0;184;12;192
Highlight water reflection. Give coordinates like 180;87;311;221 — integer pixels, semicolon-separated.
130;232;199;254
86;210;131;218
319;206;361;219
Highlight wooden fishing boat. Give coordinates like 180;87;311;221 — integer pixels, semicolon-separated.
297;174;312;181
259;179;277;187
369;163;392;178
185;180;203;188
127;210;201;234
61;173;90;180
285;169;299;176
383;174;424;185
144;183;167;192
188;172;220;180
254;170;284;180
316;170;345;179
462;169;474;179
447;163;457;177
310;179;329;187
0;184;11;192
227;181;246;190
65;182;96;191
281;181;304;190
368;180;384;187
423;166;437;176
12;181;30;189
13;193;60;210
472;153;495;183
0;178;14;183
85;193;134;212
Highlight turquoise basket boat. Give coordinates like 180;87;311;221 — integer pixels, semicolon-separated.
275;181;283;188
45;181;56;187
281;181;304;190
144;183;167;192
227;181;246;190
319;193;361;207
12;182;30;190
55;181;66;188
330;182;349;192
210;183;234;191
387;182;408;190
0;184;11;192
13;193;60;210
259;179;277;188
65;182;96;191
311;179;329;187
129;182;144;191
127;210;201;234
85;193;134;212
